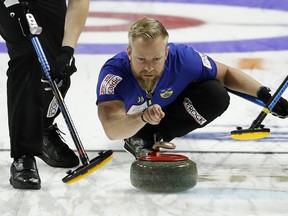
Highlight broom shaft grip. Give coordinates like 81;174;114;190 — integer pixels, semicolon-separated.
250;75;288;129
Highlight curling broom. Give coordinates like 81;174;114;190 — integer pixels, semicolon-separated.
228;75;288;140
25;8;113;184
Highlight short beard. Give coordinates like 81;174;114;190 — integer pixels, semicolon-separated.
136;74;161;91
131;65;163;91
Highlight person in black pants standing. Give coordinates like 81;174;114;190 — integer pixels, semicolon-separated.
0;0;90;189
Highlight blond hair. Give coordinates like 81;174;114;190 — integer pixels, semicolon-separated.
128;18;169;47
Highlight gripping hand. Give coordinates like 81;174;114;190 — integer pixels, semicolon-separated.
53;46;77;79
257;86;288;119
2;0;30;36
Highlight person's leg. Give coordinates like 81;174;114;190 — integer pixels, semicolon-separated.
0;3;42;189
32;0;79;168
159;80;230;141
7;53;44;158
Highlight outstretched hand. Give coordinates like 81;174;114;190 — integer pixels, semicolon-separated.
257;86;288;119
269;97;288;119
142;104;165;125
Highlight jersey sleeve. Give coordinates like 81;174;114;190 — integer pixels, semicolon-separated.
193;49;217;80
96;59;127;105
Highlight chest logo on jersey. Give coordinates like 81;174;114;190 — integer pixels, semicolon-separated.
100;74;122;95
160;88;173;98
138;96;145;103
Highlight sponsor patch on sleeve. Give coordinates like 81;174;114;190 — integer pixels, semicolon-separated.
197;51;212;69
100;74;123;95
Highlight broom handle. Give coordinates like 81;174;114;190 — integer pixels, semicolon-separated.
249;75;288;129
26;11;90;165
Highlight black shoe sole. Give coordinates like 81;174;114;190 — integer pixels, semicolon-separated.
10;177;41;190
124;143;154;160
37;153;79;168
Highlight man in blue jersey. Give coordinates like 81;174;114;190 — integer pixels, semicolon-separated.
96;18;288;159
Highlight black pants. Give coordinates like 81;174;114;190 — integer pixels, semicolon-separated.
0;1;70;158
134;80;230;142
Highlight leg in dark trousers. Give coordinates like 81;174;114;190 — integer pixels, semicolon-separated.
0;1;70;158
1;0;80;190
0;3;44;158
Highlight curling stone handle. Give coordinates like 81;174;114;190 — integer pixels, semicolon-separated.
152;141;176;151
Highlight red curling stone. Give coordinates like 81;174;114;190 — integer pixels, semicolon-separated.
130;151;198;192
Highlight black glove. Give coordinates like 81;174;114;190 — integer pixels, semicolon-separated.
53;46;77;79
2;0;30;36
257;86;288;119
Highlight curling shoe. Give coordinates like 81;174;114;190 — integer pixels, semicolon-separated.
10;155;41;190
124;134;163;159
124;138;153;160
38;124;79;168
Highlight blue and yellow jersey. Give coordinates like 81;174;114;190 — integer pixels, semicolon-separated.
96;43;217;114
